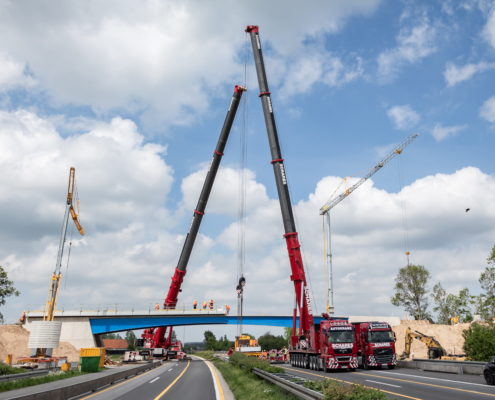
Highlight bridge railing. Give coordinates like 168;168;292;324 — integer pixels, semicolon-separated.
24;303;226;313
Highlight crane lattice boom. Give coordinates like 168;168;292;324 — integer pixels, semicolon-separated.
320;133;419;215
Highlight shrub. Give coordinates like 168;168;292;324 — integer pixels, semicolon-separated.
0;363;25;376
303;379;388;400
229;352;284;373
462;322;495;361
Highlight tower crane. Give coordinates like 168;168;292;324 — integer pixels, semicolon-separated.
320;133;419;315
34;167;84;357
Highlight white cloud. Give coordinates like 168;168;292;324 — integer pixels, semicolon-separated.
0;0;382;129
480;95;495;122
444;61;495;86
483;7;495;49
0;52;36;90
387;105;420;130
377;18;437;80
431;123;467;141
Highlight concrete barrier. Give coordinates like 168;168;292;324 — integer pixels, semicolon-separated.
397;360;483;375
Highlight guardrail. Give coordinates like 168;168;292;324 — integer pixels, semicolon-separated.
252;368;323;400
0;370;49;383
3;361;162;400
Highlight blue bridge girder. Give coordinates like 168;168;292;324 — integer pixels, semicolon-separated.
90;315;328;334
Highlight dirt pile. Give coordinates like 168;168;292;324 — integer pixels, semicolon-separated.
393;323;469;359
0;325;80;362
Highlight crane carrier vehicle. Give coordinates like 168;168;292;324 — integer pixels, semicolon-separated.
245;25;401;372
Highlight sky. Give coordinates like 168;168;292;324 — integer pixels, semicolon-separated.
1;0;495;343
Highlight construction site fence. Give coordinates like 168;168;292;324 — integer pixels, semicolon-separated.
6;361;162;400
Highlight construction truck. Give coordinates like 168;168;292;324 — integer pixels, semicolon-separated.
234;335;261;358
402;327;467;361
137;85;246;360
354;322;397;369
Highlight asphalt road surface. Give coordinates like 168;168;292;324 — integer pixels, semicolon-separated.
74;357;221;400
284;363;495;400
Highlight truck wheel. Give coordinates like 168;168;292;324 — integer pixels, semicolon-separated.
388;365;396;370
323;359;330;373
485;371;495;385
363;357;369;370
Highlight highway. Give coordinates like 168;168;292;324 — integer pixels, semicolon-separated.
73;356;226;400
284;363;495;400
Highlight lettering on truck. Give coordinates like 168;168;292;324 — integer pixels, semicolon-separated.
369;323;389;329
332;343;353;349
371;343;392;348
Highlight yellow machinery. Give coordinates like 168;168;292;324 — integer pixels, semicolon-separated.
37;167;84;357
234;335;261;358
402;327;466;361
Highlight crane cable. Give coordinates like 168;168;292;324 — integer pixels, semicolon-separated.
397;154;410;265
236;33;250;338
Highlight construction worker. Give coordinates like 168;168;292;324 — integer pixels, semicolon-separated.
209;299;214;310
155;303;159;310
283;346;287;361
18;311;25;324
193;300;197;310
227;348;233;356
262;349;267;361
225;304;230;315
203;301;207;309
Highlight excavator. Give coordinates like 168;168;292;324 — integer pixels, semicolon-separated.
402;327;467;361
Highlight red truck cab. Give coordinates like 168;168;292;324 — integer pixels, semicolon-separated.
354;322;397;369
320;320;358;370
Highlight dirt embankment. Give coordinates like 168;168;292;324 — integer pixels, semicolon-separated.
0;325;80;362
393;323;469;359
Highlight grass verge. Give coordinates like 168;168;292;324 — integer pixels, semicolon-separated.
0;370;88;393
197;352;298;400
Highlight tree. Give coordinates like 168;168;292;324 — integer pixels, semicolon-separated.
204;330;215;343
479;266;495;319
391;264;431;320
431;282;449;324
126;331;137;350
101;333;123;339
0;266;20;324
258;331;287;350
445;288;472;323
462;322;495;361
283;327;293;342
241;333;256;339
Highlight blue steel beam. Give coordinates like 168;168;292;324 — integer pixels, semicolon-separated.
90;315;329;334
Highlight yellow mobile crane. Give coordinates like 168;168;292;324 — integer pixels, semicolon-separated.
35;168;84;357
402;327;466;361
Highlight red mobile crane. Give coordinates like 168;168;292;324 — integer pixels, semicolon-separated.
139;85;246;359
246;25;358;371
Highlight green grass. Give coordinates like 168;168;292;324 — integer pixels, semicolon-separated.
197;352;298;400
0;370;88;393
0;363;26;376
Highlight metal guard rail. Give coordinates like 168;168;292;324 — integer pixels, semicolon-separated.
0;370;49;383
252;368;324;400
4;361;162;400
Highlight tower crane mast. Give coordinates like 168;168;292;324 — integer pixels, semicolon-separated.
320;133;419;315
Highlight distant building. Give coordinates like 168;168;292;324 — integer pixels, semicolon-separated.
102;339;129;355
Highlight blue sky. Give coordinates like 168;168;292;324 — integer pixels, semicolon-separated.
1;0;495;342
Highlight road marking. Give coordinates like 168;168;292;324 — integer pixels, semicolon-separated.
353;371;495;397
150;377;160;383
79;362;169;399
153;360;190;400
204;359;225;400
366;379;401;388
284;367;422;400
376;370;495;389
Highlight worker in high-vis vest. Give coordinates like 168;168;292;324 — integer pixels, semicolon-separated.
283;346;288;361
225;305;230;315
155;303;160;310
203;302;207;309
262;350;267;360
209;299;214;309
193;300;197;309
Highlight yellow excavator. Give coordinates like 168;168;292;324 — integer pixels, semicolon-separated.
402;327;467;361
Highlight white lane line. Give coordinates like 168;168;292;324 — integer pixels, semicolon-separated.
366;380;401;388
150;377;160;383
375;371;492;388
